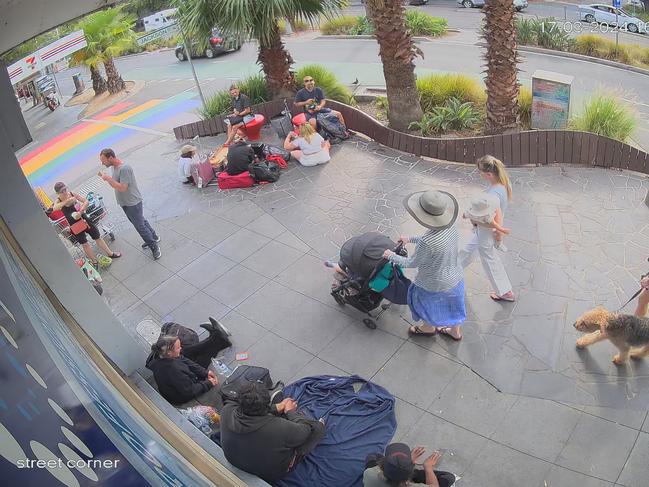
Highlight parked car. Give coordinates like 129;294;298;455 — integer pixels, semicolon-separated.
458;0;528;11
579;4;647;33
175;29;242;61
409;0;429;5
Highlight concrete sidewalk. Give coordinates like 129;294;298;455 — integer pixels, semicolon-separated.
90;125;648;487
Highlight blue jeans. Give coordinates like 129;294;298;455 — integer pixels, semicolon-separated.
121;202;158;248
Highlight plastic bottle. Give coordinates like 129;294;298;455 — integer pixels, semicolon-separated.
211;359;233;382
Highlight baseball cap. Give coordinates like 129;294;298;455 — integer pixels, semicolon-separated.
382;443;414;482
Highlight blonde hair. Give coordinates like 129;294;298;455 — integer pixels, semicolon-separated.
298;123;316;143
476;155;512;201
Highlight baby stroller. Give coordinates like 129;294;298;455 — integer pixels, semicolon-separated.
330;232;410;329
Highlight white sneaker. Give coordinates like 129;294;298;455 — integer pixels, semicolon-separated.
495;241;508;252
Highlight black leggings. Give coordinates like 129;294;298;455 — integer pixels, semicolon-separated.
411;468;456;487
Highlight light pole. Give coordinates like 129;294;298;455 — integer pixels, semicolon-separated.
177;21;207;112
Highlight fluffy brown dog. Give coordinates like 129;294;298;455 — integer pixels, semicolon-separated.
574;306;649;365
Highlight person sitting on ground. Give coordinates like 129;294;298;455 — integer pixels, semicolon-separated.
220;381;325;483
52;182;121;266
364;443;457;487
224;85;252;147
225;135;256;176
178;144;196;184
147;335;218;406
294;75;345;130
283;122;331;167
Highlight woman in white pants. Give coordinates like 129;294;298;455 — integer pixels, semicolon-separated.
460;155;515;302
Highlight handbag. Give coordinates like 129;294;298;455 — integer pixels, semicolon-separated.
69;218;89;235
381;264;412;305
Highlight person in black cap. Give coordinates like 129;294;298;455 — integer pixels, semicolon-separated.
363;442;457;487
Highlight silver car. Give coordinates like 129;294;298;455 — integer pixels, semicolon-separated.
458;0;528;10
579;4;647;33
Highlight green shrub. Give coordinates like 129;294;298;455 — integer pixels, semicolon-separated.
639;47;649;66
199;74;269;120
295;64;353;103
354;15;374;35
572;34;606;56
409;98;481;135
321;16;360;35
416;73;486;113
405;10;447;37
533;18;573;50
375;95;389;118
518;86;532;130
516;18;537;46
570;94;636;142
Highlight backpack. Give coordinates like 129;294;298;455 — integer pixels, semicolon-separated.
249;160;280;183
161;322;200;347
316;112;349;145
220;365;279;401
262;144;291;163
217;170;255;189
265;154;288;169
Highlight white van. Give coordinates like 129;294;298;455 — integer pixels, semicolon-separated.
142;8;177;32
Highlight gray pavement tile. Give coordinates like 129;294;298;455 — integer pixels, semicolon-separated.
246;213;287;239
219;310;266;356
246;331;314;384
429;367;518;438
556;414;639;482
318;325;404;379
102;282;140;316
512;291;569;317
401;411;489;476
166;292;230;330
121;261;173;298
539;466;614;487
117;301;161;335
289;357;347;383
157;238;207;272
207;199;265;226
142;275;199;318
274;253;335;305
235;282;351;355
240;240;305;279
107;244;152;280
203;265;269;308
213;228;271;263
581;406;647;431
460;440;552;487
490;396;582;462
97;270;120;291
163;210;240;247
392;398;426;442
178;249;237;290
372;341;462;409
511;313;566;368
275;230;311;253
617;431;649;487
643;415;649;433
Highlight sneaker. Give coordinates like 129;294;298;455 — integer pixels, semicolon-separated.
142;235;161;249
495;241;508;252
152;245;162;260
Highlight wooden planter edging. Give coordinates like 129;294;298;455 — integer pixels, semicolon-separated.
173;99;649;173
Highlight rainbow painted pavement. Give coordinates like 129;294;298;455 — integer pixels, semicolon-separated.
20;91;199;189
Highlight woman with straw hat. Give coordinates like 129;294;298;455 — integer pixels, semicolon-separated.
383;190;466;340
178;144;197;184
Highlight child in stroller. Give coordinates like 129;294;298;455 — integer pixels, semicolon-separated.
327;232;409;329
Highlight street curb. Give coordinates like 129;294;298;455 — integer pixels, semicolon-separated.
515;45;649;77
316;29;461;42
117;47;175;60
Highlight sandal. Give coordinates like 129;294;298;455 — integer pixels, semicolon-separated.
110;252;122;259
408;325;437;337
437;327;462;341
490;292;515;302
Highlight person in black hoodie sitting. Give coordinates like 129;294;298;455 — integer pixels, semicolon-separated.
220;381;325;483
147;335;218;405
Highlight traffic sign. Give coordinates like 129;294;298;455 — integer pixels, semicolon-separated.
613;0;621;8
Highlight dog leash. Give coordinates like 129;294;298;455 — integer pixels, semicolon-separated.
615;287;644;313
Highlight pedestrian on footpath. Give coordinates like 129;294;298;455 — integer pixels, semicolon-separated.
383;190;466;340
459;155;514;302
98;148;161;260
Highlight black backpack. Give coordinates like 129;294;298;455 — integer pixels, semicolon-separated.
249;160;280;183
161;322;199;347
316;112;349;145
220;365;280;401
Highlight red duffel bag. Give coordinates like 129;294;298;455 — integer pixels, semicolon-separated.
217;170;255;189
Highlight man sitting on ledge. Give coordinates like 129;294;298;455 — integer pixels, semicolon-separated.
220;382;325;483
294;75;345;130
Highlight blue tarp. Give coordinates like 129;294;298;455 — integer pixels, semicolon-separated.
276;375;396;487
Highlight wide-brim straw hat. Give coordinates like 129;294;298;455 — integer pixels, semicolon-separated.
403;190;459;229
466;193;499;219
180;144;196;155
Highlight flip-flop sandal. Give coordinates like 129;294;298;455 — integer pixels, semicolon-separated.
490;293;515;302
110;252;122;258
408;325;437;337
438;327;462;341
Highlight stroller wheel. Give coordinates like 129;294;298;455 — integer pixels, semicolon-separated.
108;232;115;241
363;318;377;329
381;303;390;311
333;292;346;306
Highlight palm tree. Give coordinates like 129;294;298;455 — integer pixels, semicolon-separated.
74;8;137;95
482;0;520;134
176;0;345;99
364;0;423;132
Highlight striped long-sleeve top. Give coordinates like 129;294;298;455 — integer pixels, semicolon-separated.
388;225;463;293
